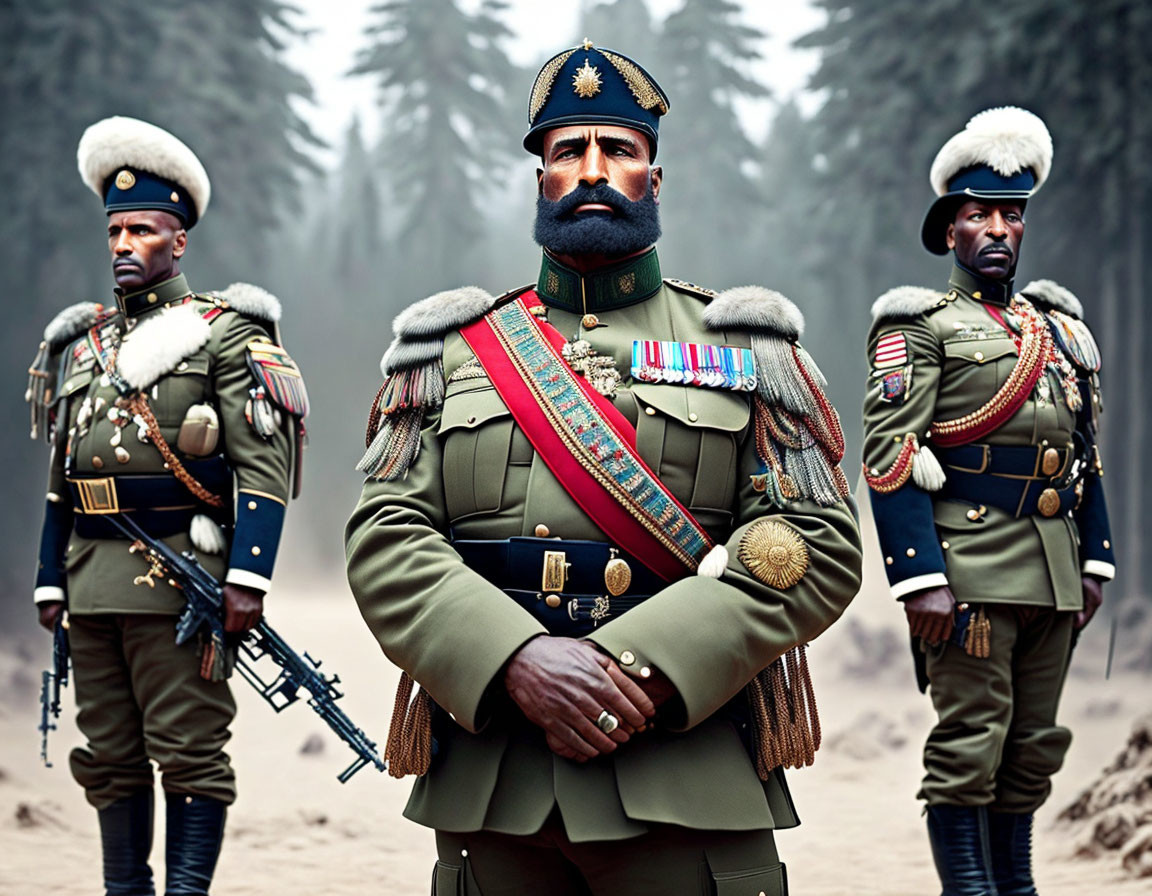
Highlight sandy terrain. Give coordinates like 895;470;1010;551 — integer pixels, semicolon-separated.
1;561;1147;895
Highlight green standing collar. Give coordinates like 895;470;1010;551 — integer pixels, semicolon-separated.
536;248;663;314
948;263;1013;307
115;273;194;319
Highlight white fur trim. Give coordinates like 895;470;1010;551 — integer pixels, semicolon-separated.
217;282;282;322
77;116;210;219
393;286;496;340
1018;279;1083;318
44;302;102;348
117;304;211;390
930;106;1053;196
912;445;946;492
702;286;804;339
891;572;949;601
871;286;944;321
381;336;444;376
190;514;227;555
34;586;66;605
696;544;729;579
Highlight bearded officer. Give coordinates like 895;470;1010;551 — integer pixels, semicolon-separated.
862;107;1114;896
28;117;307;895
346;42;862;895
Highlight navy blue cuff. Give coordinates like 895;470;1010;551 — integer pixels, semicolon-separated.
35;498;73;591
869;485;946;590
1075;474;1114;567
227;492;285;589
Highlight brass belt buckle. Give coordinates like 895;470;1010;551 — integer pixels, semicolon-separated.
542;550;569;592
73;477;120;514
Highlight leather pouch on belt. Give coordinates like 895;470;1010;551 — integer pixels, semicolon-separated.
177;403;220;456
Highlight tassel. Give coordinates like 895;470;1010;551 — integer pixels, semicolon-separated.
384;671;434;777
964;606;992;659
751;334;821;418
356;362;444;480
912;444;947;492
26;340;53;441
746;645;823;780
198;630;233;682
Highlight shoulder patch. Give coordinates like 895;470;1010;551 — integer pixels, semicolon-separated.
43;301;107;349
664;277;717;300
247;339;309;417
870;286;948;322
212;282;282;322
703;285;804;341
1018;279;1084;319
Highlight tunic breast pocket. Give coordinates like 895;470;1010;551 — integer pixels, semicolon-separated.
438;385;514;522
153;356;211;426
941;336;1018;411
631;383;750;523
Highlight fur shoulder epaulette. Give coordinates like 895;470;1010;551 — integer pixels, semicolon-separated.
210;282;283;322
703;285;804;341
43;301;106;349
380;285;496;376
871;286;948;322
1018;279;1084;318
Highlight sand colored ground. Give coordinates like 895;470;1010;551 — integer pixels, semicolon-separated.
1;567;1147;895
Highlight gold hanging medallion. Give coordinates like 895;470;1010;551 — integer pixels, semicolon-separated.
604;550;632;596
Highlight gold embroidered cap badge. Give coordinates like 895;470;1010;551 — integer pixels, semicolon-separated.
573;59;602;99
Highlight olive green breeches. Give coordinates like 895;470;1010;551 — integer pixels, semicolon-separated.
920;604;1076;812
67;613;237;810
433;813;786;896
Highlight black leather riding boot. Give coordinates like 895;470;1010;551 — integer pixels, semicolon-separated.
989;811;1037;896
926;804;999;896
97;789;155;896
164;793;227;896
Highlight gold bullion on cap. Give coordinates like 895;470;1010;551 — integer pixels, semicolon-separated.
572;59;603;98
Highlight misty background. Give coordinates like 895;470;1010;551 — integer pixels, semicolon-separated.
1;0;1148;654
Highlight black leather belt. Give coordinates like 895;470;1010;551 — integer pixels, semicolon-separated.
451;537;662;637
66;458;232;539
936;444;1081;519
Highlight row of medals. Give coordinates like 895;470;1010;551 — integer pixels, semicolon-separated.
71;377;150;468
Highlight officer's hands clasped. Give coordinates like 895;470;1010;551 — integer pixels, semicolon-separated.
504;635;655;762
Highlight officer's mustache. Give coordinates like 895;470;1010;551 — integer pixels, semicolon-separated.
545;183;640;219
979;242;1013;260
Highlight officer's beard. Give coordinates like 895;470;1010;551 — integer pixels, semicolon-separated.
533;183;661;258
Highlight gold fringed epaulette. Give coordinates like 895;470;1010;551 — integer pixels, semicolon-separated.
357;286;498;480
703;285;849;508
27;301;108;442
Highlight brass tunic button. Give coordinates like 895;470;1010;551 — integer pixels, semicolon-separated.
906;548;916;558
534;524;550;537
885;556;893;565
941;541;950;550
1103;540;1111;550
644;406;656;416
544;594;561;608
248;500;258;510
966;508;981;521
688;412;699;422
92;455;104;469
147;292;158;304
972;291;982;300
581;313;599;329
251;546;261;556
620;650;636;666
639;666;652;678
176;361;189;371
973;351;985;362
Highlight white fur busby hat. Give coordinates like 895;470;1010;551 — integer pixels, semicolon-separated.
921;106;1053;255
77;116;210;228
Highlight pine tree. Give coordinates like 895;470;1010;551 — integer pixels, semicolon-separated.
579;0;659;65
656;0;770;285
351;0;521;292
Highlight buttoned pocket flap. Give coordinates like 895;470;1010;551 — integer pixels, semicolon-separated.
942;337;1017;365
439;387;510;433
170;356;211;377
58;368;96;398
632;382;750;431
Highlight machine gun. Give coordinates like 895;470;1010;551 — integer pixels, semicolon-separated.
107;513;386;783
38;614;70;766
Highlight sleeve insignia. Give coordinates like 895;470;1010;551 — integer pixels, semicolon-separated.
737;519;809;589
246;339;309;418
873;331;909;369
879;366;912;404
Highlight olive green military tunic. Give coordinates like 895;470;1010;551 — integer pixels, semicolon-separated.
863;264;1114;810
32;274;298;807
346;251;863;848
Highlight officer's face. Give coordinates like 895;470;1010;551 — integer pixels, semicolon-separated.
107;210;187;290
946;201;1024;280
537;125;661;205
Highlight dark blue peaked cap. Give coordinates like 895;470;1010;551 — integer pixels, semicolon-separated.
103;167;197;228
524;41;669;159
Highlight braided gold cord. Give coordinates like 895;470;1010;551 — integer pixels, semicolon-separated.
126;394;225;508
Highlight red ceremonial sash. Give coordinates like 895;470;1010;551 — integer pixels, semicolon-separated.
460;293;714;582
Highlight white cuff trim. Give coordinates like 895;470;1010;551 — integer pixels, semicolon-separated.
891;572;949;600
34;586;66;605
1082;560;1115;581
224;569;272;593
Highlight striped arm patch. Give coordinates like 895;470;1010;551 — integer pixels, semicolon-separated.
873;332;908;369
